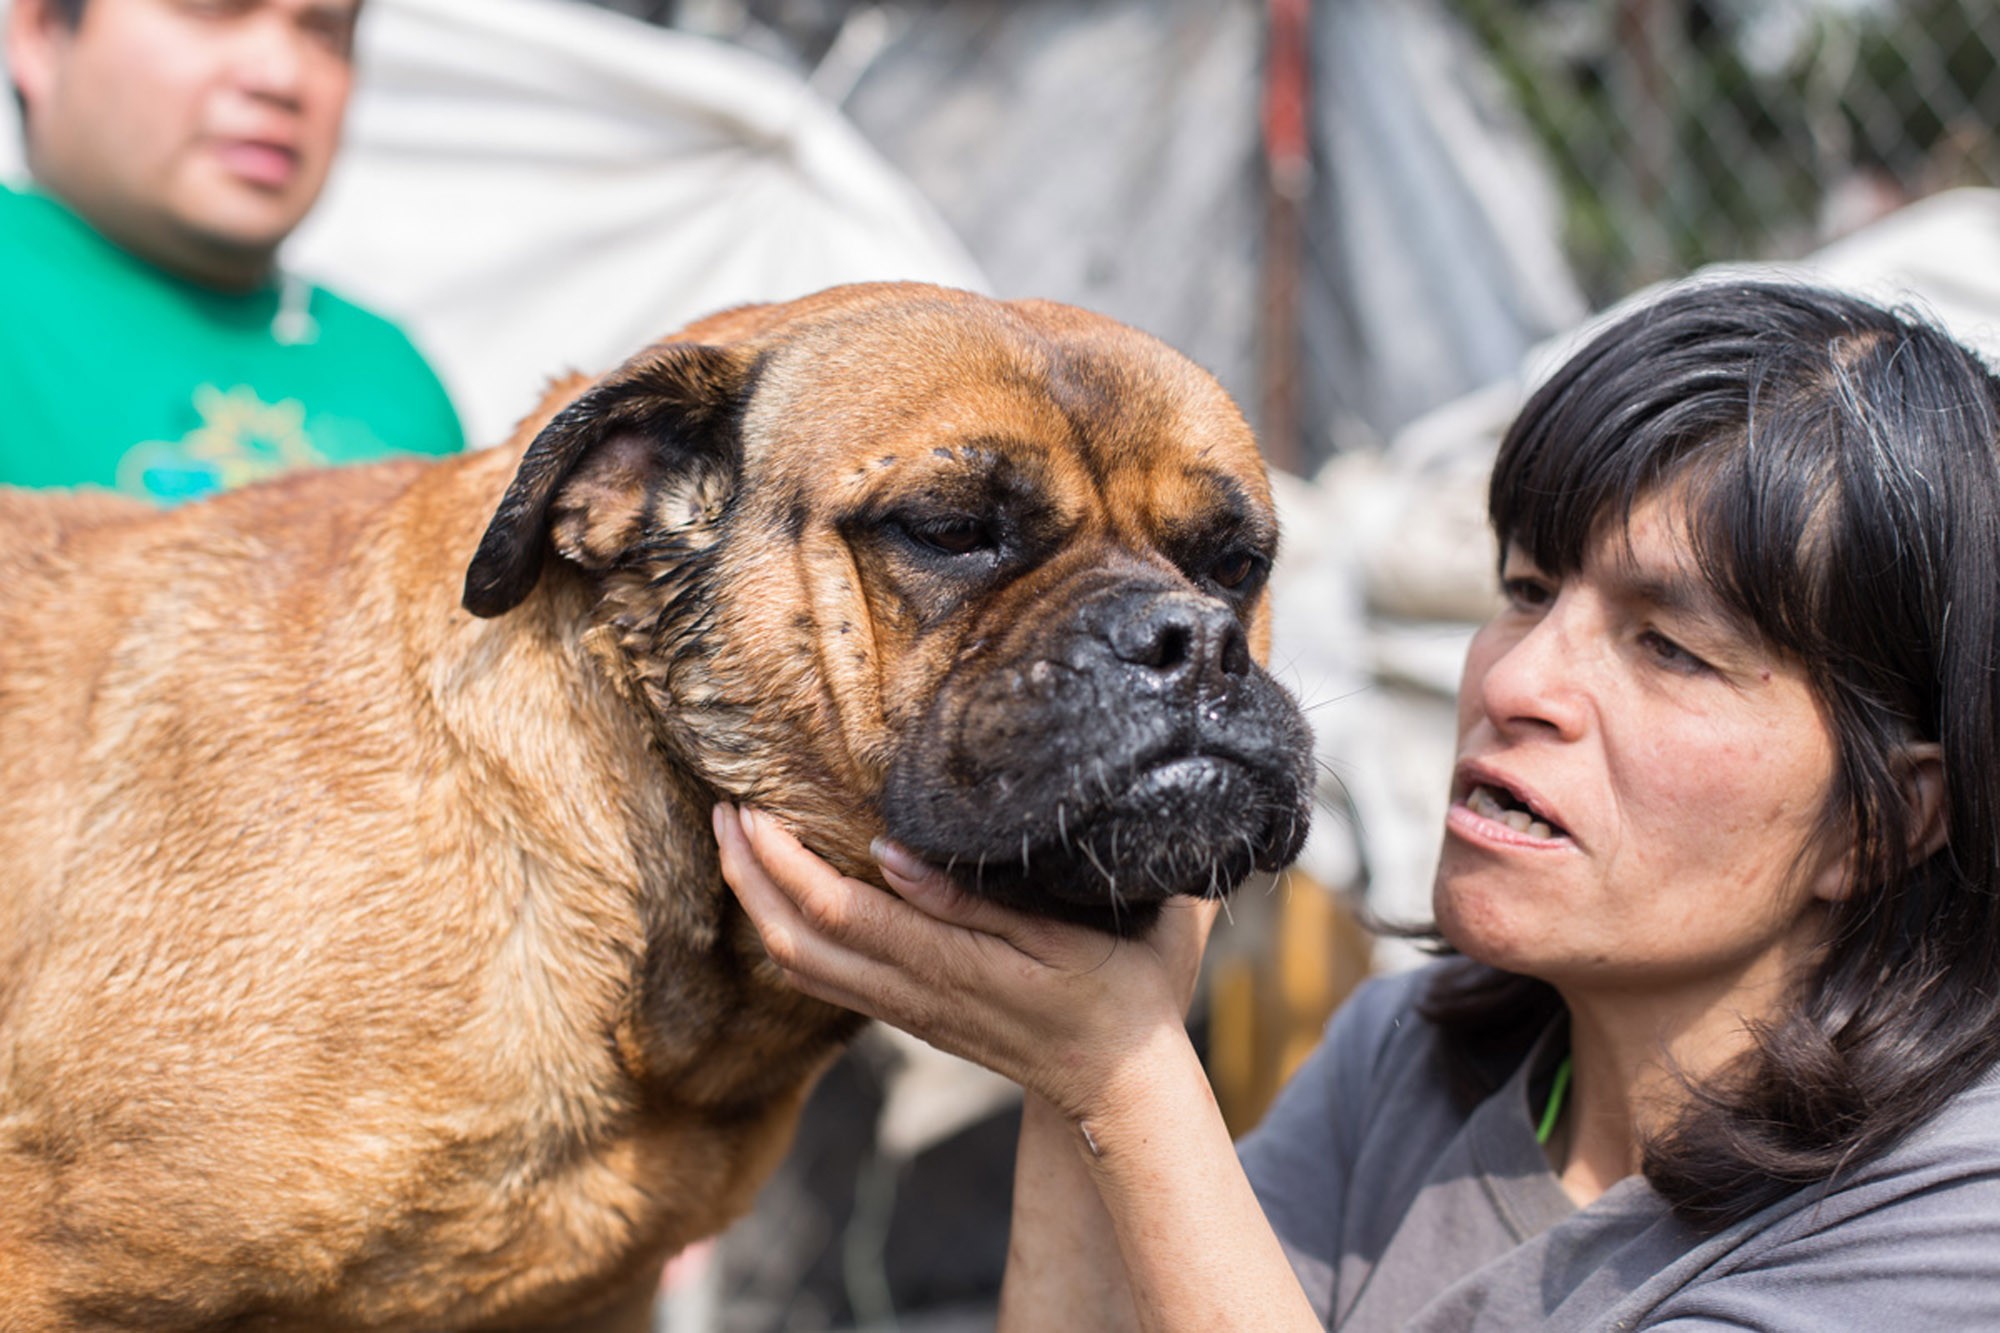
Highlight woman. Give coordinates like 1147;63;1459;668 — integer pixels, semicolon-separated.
714;279;2000;1329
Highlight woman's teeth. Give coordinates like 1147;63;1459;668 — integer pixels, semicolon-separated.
1466;784;1557;840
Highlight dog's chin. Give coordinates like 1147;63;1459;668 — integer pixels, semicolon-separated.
885;754;1310;939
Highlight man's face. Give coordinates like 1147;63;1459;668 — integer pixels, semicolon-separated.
9;0;358;288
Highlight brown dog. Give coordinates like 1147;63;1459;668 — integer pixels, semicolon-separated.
0;283;1312;1330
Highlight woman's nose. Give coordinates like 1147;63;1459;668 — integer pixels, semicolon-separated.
1468;605;1590;741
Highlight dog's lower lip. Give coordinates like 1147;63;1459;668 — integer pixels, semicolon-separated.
893;753;1267;897
1142;753;1240;782
1136;752;1240;792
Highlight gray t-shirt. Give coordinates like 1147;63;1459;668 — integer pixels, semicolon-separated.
1239;964;2000;1330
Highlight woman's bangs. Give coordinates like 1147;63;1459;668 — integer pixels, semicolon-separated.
1491;328;1840;661
1494;365;1770;582
1674;424;1837;661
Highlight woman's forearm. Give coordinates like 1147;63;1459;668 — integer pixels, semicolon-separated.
1002;1022;1323;1333
998;1093;1141;1332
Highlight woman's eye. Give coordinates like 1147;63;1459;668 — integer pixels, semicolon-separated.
1639;629;1709;674
1501;576;1553;610
1210;549;1262;590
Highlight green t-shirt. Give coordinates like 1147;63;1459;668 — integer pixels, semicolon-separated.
0;184;464;503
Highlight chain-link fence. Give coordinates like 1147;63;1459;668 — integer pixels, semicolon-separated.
1454;0;2000;305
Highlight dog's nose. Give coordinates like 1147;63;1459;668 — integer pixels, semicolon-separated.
1106;592;1250;691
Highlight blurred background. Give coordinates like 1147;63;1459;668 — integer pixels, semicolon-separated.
7;1;1999;1327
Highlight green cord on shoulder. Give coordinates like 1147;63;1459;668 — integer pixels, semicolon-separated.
1536;1056;1573;1147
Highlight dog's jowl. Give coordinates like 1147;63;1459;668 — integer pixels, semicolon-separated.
0;283;1312;1330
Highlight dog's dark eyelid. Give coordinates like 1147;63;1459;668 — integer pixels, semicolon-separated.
1193;545;1270;595
879;511;1002;559
914;518;992;555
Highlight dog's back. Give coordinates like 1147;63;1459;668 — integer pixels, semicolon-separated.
0;466;441;985
0;457;751;1329
0;467;466;1322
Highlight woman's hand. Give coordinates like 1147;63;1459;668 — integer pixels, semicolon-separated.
712;803;1217;1121
717;805;1325;1333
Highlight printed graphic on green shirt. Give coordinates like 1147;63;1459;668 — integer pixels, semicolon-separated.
119;385;325;502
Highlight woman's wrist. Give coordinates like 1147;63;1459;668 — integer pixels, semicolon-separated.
1041;1018;1210;1162
1030;1024;1321;1333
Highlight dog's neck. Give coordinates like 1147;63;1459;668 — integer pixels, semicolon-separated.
397;482;862;1111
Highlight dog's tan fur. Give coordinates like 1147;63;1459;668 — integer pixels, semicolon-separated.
0;284;1288;1329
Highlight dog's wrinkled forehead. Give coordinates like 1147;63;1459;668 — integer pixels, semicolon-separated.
735;295;1271;530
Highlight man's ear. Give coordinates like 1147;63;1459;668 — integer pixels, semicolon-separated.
461;343;753;618
8;0;74;119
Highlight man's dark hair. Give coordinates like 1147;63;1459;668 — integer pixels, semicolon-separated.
1422;277;2000;1233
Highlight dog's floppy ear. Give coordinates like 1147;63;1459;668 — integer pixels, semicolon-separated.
462;344;753;618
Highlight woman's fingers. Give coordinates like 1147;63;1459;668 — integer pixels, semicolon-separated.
870;836;967;912
728;809;963;962
714;805;1000;1000
720;805;1215;989
730;805;882;943
712;804;1228;1113
711;805;907;995
734;804;1069;965
868;833;1078;959
711;802;871;994
714;804;1057;1073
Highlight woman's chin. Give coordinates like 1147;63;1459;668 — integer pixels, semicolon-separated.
1432;889;1549;977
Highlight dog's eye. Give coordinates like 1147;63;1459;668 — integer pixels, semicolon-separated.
907;517;995;557
1209;549;1264;591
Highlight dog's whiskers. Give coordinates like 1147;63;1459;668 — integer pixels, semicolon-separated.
1081;839;1115;895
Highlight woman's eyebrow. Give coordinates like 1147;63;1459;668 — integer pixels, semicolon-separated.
1613;562;1762;640
1624;569;1712;615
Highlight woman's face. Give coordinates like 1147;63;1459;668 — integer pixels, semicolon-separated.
1434;496;1845;1005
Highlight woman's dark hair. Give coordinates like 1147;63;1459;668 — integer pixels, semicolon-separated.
1423;277;2000;1232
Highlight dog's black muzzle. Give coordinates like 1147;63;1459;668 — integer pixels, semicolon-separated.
882;582;1315;937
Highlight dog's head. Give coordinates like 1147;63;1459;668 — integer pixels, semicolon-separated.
463;283;1313;935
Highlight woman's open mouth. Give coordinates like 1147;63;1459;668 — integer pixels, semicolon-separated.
1463;782;1570;842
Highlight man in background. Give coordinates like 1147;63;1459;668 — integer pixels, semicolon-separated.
2;0;462;501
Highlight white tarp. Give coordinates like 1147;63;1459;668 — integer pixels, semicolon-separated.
0;0;986;447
